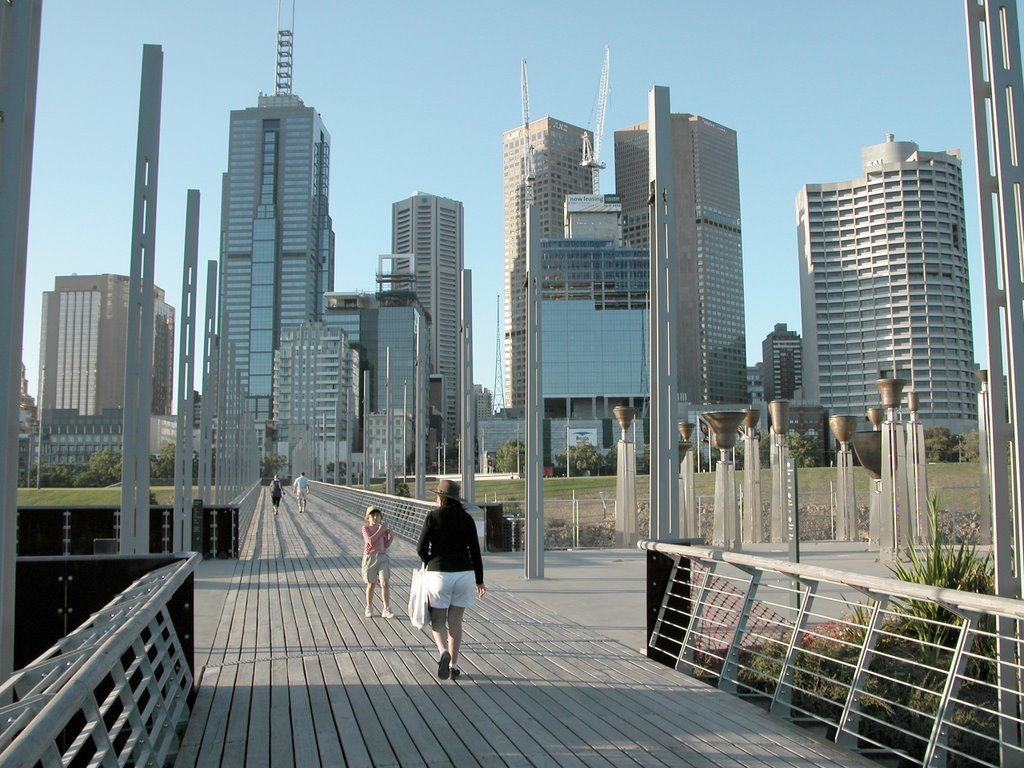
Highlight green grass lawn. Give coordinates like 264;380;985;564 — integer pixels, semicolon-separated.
18;463;983;513
18;487;180;506
474;462;983;511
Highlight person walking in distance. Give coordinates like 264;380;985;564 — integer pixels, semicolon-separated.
361;506;395;618
416;479;485;680
292;471;310;512
269;474;283;515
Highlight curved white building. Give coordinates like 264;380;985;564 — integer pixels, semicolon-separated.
797;135;977;431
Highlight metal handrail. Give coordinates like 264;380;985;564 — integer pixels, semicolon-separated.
640;539;1024;768
311;482;434;542
310;482;487;550
0;555;197;768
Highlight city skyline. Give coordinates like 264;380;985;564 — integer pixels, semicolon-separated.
23;2;1005;407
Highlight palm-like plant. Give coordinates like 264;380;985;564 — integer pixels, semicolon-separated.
888;494;993;650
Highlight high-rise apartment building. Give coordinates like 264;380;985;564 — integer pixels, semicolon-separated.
274;322;358;475
797;135;976;430
503;116;593;407
39;274;175;416
614;114;747;405
761;323;802;403
391;192;464;441
218;39;334;423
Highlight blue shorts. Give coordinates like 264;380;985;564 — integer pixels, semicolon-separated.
424;570;477;609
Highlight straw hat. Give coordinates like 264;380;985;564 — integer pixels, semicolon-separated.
435;479;461;500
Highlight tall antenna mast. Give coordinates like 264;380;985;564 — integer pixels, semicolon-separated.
493;295;506;413
275;0;296;95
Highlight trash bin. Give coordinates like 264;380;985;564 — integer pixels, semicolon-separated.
481;503;505;552
501;516;525;552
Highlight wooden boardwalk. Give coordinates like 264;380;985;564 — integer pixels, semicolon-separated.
175;491;879;768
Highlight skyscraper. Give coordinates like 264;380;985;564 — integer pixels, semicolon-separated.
391;192;464;441
614;114;747;405
38;274;175;416
503;116;593;407
218;32;334;423
761;323;802;403
797;135;976;430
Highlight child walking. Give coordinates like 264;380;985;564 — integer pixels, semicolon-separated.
361;506;395;618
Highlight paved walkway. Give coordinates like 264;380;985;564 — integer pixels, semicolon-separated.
177;491;883;767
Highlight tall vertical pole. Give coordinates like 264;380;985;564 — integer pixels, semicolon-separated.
198;262;217;505
524;198;544;579
362;369;371;490
0;0;43;687
460;269;476;504
173;190;199;551
385;347;393;494
648;85;680;540
415;313;426;499
965;2;1024;757
121;44;163;554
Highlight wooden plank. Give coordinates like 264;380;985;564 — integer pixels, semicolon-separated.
286;655;320;766
244;658;272;767
319;648;374;768
268;656;295;768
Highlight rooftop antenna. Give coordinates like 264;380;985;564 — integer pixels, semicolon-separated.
275;0;296;95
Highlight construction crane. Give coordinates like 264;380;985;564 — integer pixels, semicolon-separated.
521;58;536;201
581;46;610;195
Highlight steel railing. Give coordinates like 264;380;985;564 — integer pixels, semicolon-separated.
0;555;198;768
641;539;1024;768
311;482;435;542
310;482;489;551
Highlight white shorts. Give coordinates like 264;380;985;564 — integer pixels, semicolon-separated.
424;570;477;610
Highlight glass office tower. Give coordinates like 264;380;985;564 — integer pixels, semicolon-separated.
540;238;648;418
219;89;334;423
614;114;747;405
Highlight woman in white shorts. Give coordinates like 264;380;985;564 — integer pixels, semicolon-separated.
415;479;485;680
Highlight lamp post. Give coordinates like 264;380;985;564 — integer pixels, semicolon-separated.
768;400;791;544
829;415;858;542
741;408;762;544
613;406;638;547
875;377;911;560
702;411;745;550
905;390;929;543
677;422;696;538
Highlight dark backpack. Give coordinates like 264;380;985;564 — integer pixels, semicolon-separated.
270;479;282;495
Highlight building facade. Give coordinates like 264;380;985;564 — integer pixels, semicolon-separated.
614;114;747;405
761;323;802;402
797;135;977;430
390;192;464;442
502;116;593;408
540;236;648;419
218;80;334;424
273;322;359;477
39;274;174;416
323;289;432;457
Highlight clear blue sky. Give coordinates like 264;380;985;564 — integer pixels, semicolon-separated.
24;1;1000;404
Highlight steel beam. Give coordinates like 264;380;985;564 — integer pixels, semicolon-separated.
0;0;43;686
